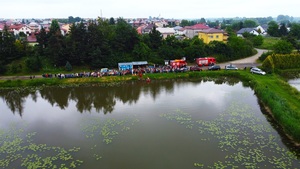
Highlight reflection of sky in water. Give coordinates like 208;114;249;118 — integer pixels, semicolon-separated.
0;81;255;128
288;78;300;91
1;81;299;168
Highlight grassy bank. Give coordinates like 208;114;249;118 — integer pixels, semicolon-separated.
1;70;300;144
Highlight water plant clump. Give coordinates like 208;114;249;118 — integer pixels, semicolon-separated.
160;98;300;168
81;115;140;144
0;122;83;168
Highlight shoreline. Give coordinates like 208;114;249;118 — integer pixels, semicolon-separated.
1;70;300;146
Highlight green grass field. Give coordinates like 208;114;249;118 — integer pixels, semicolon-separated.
258;36;281;50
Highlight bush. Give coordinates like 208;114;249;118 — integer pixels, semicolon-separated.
65;61;72;71
273;40;293;54
25;57;42;72
262;55;275;73
0;62;7;74
259;51;273;62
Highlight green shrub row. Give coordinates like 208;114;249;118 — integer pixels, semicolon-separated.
262;53;300;72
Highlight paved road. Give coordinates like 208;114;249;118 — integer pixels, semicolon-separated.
0;49;268;80
218;48;268;69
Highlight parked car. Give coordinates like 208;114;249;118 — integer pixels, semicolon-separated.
190;66;202;71
250;67;266;75
225;64;238;70
208;65;221;71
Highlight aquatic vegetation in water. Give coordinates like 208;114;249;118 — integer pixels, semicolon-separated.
160;99;300;168
81;115;140;144
0;122;82;168
80;115;140;161
160;109;194;129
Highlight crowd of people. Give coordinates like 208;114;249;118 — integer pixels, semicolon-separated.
41;65;193;81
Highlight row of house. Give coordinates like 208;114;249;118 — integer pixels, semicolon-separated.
0;19;71;46
1;18;242;45
138;23;228;44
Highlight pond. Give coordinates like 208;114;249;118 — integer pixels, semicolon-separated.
288;78;300;91
0;79;299;168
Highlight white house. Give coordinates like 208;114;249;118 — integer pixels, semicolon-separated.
256;25;267;35
10;24;32;36
173;26;183;35
237;28;259;37
156;27;175;39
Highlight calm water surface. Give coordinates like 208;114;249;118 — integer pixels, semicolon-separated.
0;79;299;168
288;78;300;91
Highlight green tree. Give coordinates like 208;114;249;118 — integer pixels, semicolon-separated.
180;19;191;27
252;35;264;47
68;22;88;65
228;36;253;58
289;23;300;39
109;17;115;25
273;40;293;54
65;61;72;71
200;18;206;23
279;23;288;36
0;25;21;64
148;27;162;50
267;21;280;37
243;19;257;28
85;19;112;68
47;20;66;66
25;55;42;72
183;37;206;62
231;21;243;31
36;26;48;56
112;18;139;54
132;42;151;61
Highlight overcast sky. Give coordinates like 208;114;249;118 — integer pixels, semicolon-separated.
1;0;299;19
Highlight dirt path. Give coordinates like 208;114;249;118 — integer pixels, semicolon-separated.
0;49;268;80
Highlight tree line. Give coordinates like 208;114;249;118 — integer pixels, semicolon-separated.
1;17;258;74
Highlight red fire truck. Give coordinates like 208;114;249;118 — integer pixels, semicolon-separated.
195;57;216;66
170;59;187;68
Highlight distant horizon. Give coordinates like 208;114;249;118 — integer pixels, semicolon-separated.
1;15;299;21
1;0;299;20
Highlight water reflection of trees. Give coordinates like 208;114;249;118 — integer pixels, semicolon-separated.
0;78;240;116
0;89;38;117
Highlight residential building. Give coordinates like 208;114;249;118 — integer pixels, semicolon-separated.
173;26;183;35
198;28;228;44
237;27;260;37
156;27;175;39
9;24;32;36
236;25;268;37
27;33;38;46
184;23;210;38
143;24;155;34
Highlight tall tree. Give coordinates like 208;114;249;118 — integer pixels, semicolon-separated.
36;26;48;56
47;20;66;66
289;23;300;39
148;27;162;50
68;22;87;65
267;21;280;37
279;23;288;36
0;25;20;64
200;18;206;23
243;20;257;28
112;18;139;54
109;17;115;25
